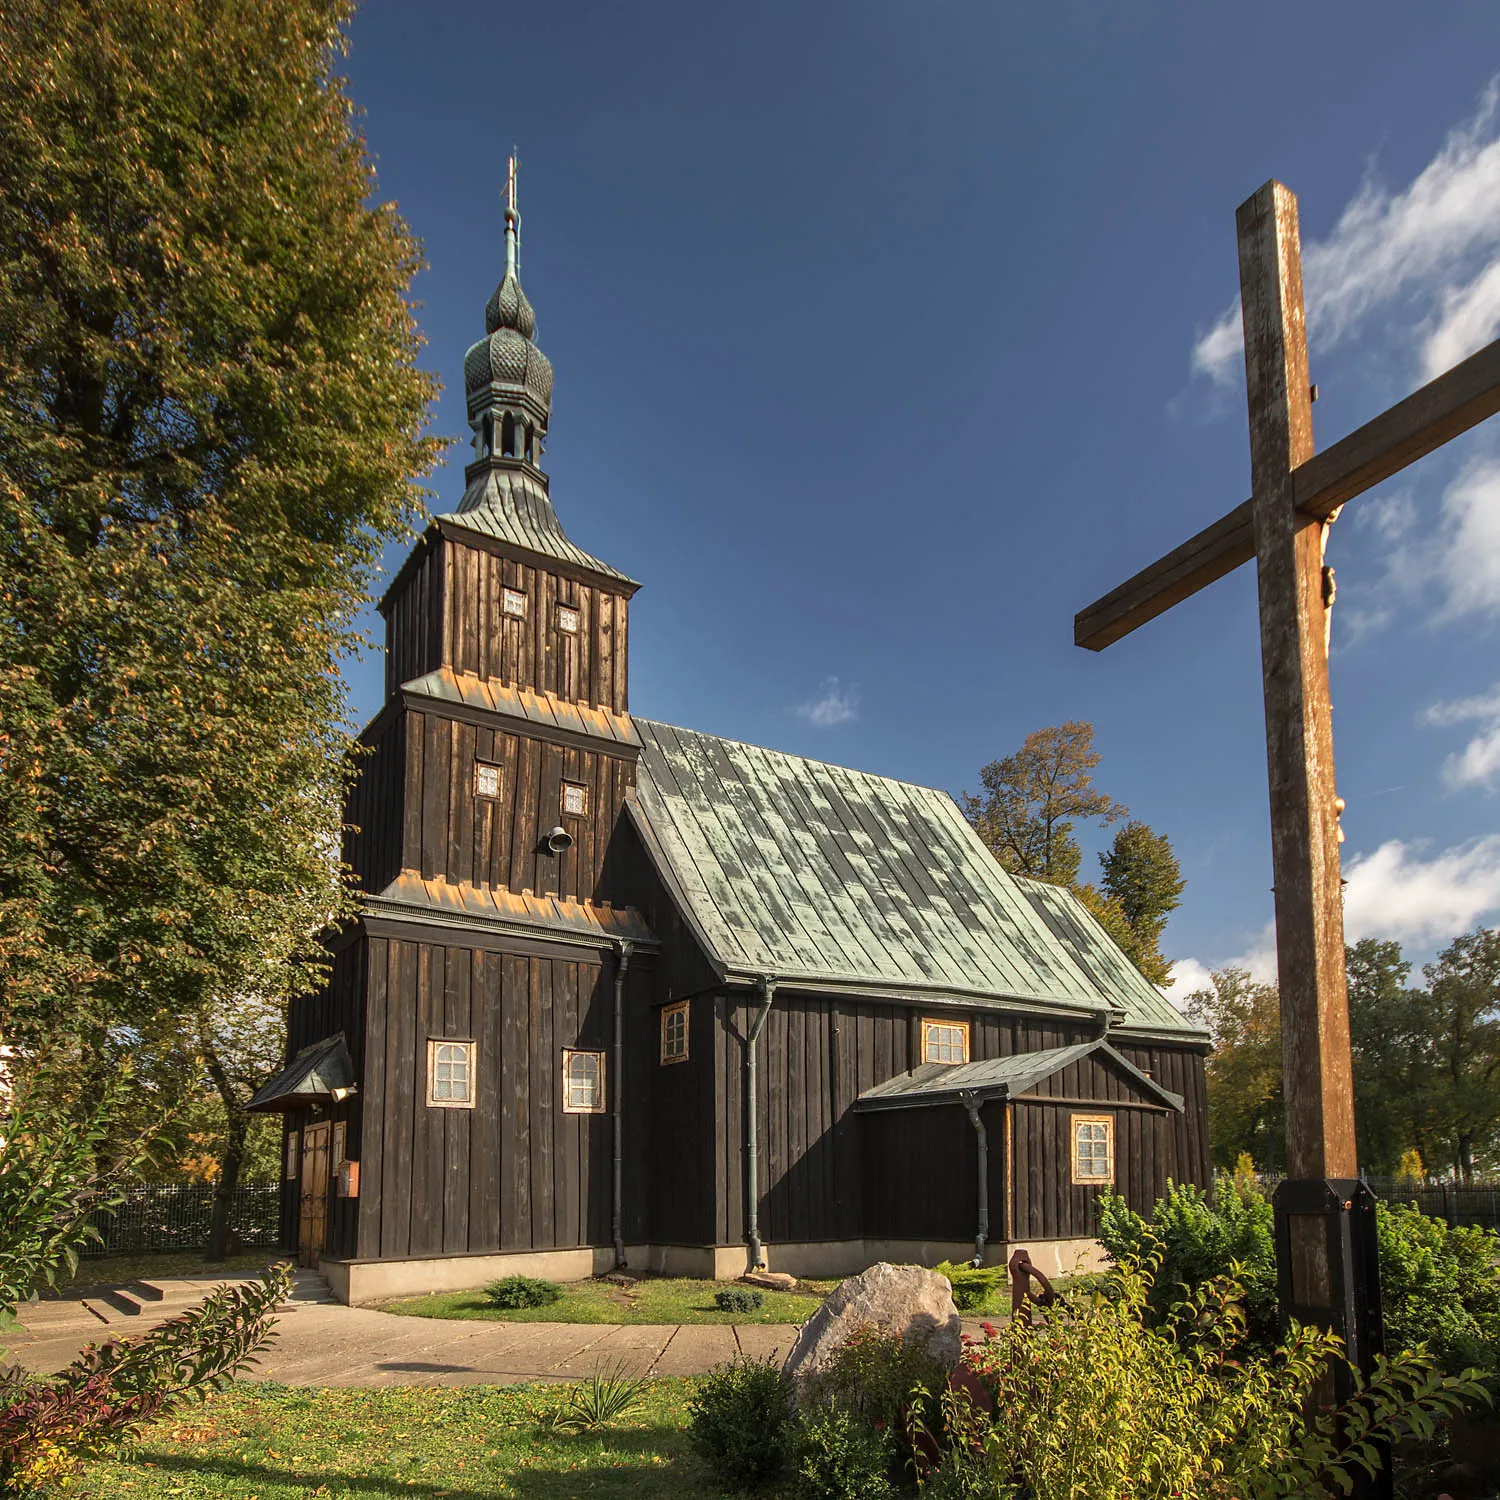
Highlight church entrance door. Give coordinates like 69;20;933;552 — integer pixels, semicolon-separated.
298;1122;331;1267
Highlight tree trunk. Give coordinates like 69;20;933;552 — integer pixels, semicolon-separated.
208;1107;247;1262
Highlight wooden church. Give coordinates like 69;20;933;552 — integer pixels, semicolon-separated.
251;183;1211;1304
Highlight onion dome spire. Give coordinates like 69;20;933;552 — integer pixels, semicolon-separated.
462;156;553;476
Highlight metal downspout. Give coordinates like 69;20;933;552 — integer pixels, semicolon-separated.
745;975;776;1270
611;940;633;1269
961;1090;989;1267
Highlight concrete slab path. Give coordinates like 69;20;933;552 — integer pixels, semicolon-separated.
6;1271;808;1387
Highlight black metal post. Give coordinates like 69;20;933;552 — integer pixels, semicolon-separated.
1273;1179;1388;1500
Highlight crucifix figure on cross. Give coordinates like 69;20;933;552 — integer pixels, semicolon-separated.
1076;180;1500;1471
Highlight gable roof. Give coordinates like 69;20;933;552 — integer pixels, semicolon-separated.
852;1039;1186;1112
629;719;1205;1037
247;1033;357;1114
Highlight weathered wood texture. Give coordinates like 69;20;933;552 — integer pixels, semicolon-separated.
1075;334;1500;650
345;714;407;894
711;992;1207;1249
280;939;367;1256
382;534;631;711
352;934;615;1261
395;708;634;902
1238;182;1355;1180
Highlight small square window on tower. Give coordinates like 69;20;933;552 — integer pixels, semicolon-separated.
562;1049;605;1113
921;1018;969;1065
561;781;588;817
502;587;526;619
1071;1114;1114;1185
660;1000;689;1064
557;604;580;634
474;761;502;799
427;1039;476;1108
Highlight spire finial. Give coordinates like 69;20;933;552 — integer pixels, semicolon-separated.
503;153;520;279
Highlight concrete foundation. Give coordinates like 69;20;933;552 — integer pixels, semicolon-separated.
320;1236;1109;1305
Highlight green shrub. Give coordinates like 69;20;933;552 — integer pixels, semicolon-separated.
1378;1203;1500;1379
1096;1175;1278;1343
714;1287;764;1314
906;1259;1485;1500
932;1260;1001;1312
540;1360;645;1432
803;1326;947;1432
793;1402;895;1499
484;1275;562;1310
686;1355;794;1490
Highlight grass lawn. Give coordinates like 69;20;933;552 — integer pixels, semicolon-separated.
49;1251;285;1292
381;1275;835;1325
75;1379;711;1498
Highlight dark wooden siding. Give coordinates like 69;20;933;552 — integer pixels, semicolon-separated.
1111;1041;1212;1201
441;539;630;711
400;709;634;901
713;991;1094;1248
645;995;717;1245
280;940;368;1258
383;539;445;698
345;713;406;895
354;934;614;1260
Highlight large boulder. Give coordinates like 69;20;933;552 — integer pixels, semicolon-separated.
781;1261;961;1388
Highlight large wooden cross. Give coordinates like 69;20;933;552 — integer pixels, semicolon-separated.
1076;181;1500;1186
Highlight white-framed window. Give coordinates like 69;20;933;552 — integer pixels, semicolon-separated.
285;1132;299;1181
1071;1114;1114;1185
502;587;526;619
660;1000;689;1065
557;604;580;634
921;1018;969;1065
562;1049;605;1113
474;761;502;799
561;781;588;816
427;1039;476;1108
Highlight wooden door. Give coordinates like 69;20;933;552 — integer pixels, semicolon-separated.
298;1122;331;1267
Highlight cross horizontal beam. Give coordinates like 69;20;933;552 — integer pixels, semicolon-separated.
1075;332;1500;651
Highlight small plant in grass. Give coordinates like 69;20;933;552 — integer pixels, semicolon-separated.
540;1361;646;1433
485;1274;562;1310
686;1355;795;1490
793;1401;896;1499
714;1286;764;1314
932;1260;1000;1312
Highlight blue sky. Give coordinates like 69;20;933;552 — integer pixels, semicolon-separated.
341;1;1500;998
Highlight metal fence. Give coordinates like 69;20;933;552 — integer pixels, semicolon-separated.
82;1184;284;1258
1254;1175;1500;1230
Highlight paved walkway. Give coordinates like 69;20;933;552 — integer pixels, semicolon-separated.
7;1270;802;1387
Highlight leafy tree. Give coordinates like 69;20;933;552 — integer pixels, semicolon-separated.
0;0;440;1209
1418;928;1500;1180
1184;967;1285;1172
1347;938;1429;1176
1095;820;1185;985
962;721;1127;886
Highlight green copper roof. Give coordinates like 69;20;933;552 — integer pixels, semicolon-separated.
629;719;1205;1036
852;1040;1186;1112
1014;877;1204;1038
437;467;638;586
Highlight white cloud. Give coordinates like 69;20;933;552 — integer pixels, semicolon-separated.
1437;459;1500;619
1191;80;1500;387
1343;835;1500;944
1163;834;1500;1001
1162;923;1278;1008
1423;683;1500;789
794;677;859;728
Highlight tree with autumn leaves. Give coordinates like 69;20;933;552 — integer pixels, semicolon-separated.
0;0;441;1249
962;722;1186;986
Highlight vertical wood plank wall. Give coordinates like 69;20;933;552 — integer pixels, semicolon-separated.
353;935;615;1262
381;532;631;712
712;992;1210;1250
398;710;634;902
